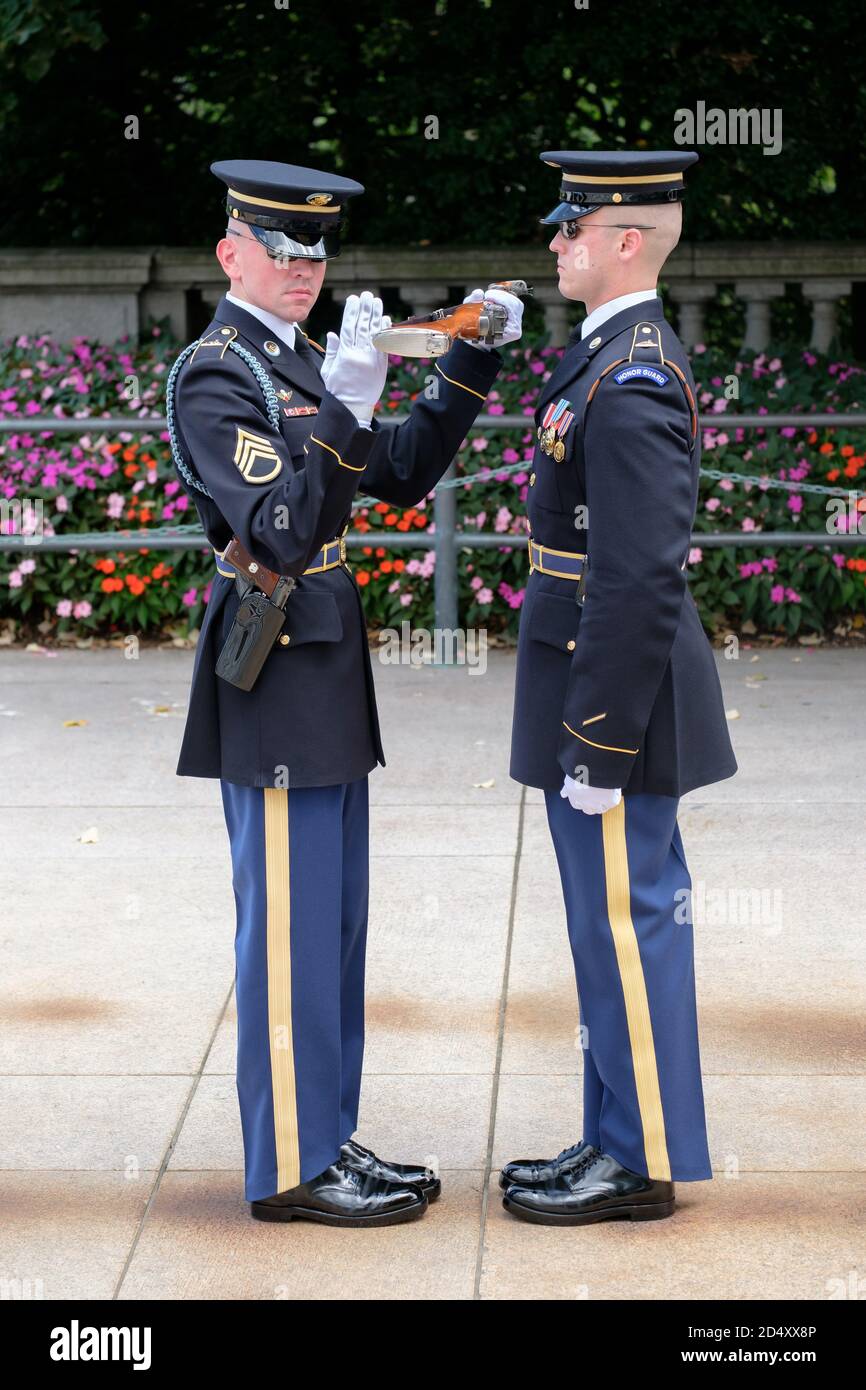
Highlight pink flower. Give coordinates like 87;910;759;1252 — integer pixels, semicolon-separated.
741;517;756;532
688;547;703;564
7;570;22;587
785;588;801;603
832;553;846;568
400;593;413;606
181;588;198;607
769;584;785;603
494;506;512;533
470;575;483;591
471;436;489;452
705;497;721;512
73;601;92;618
18;558;36;574
762;556;779;573
477;587;493;604
787;494;803;514
56;599;73;617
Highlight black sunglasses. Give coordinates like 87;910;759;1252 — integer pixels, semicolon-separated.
560;219;657;239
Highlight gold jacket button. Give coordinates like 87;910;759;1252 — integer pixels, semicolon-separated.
529;472;536;485
567;639;576;651
279;634;291;645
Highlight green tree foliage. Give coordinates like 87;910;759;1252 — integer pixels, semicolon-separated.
0;0;864;247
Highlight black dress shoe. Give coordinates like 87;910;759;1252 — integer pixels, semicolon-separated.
502;1149;676;1225
341;1138;441;1202
250;1160;428;1226
499;1139;594;1191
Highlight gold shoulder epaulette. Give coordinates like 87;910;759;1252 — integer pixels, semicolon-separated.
190;325;237;363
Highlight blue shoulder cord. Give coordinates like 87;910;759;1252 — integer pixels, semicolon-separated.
164;339;282;498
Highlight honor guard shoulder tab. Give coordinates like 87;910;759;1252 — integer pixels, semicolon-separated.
583;326;698;444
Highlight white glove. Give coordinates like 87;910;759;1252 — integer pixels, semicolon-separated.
461;286;524;350
320;291;391;424
560;775;622;815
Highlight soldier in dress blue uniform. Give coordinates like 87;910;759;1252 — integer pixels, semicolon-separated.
168;159;523;1225
501;151;738;1224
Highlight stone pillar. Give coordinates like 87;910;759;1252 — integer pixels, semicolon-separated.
801;278;852;353
735;280;786;353
397;283;449;317
532;285;571;346
667;282;716;350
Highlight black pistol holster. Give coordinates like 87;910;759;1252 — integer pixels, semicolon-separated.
215;572;296;692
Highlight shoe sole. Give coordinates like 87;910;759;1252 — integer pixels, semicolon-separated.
250;1197;428;1226
502;1195;676;1225
422;1180;442;1203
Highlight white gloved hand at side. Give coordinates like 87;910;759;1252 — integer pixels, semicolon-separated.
320;291;391;424
560;775;622;815
461;286;524;350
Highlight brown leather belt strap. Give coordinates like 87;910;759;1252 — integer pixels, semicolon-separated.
221;536;282;598
219;534;348;596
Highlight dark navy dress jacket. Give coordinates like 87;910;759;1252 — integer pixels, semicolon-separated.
171;294;501;789
510;296;738;799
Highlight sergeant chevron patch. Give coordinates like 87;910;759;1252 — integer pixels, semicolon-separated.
612;366;670;386
234;427;282;484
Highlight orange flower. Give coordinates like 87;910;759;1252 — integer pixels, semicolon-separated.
819;443;834;456
125;575;146;595
375;547;386;558
393;559;405;573
356;570;371;586
396;519;410;531
374;502;389;514
381;561;393;574
384;513;397;525
807;431;818;445
373;569;381;579
122;447;138;462
139;509;152;523
123;463;139;477
841;445;855;457
362;546;373;556
95;557;116;574
106;442;122;455
844;462;861;478
413;514;428;528
100;577;123;593
826;469;840;481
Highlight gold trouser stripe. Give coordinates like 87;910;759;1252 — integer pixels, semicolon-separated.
263;788;300;1192
309;434;366;472
228;186;341;214
435;361;487;401
563;720;638;756
561;170;681;185
600;798;671;1181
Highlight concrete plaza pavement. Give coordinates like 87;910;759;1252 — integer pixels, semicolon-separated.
1;640;864;1301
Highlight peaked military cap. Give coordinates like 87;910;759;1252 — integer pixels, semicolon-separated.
539;150;699;224
211;158;365;259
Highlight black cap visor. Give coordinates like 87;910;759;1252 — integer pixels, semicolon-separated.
539;202;601;226
249;222;341;261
